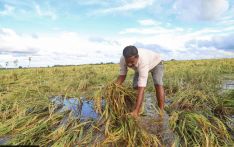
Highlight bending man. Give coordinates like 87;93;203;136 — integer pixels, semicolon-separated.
116;45;165;117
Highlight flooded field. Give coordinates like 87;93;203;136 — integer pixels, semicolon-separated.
0;58;234;146
47;94;176;145
137;94;175;146
223;80;234;90
49;96;101;121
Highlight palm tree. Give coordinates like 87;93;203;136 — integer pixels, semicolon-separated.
28;57;32;68
5;61;9;69
13;59;18;68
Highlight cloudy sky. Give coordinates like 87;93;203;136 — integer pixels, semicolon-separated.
0;0;234;67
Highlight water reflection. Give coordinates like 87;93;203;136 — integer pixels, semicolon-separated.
138;94;175;146
49;96;102;121
223;80;234;90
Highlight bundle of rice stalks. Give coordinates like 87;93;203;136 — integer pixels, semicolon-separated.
94;83;161;146
98;83;135;115
169;111;233;146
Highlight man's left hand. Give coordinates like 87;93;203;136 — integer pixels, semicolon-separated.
129;110;139;118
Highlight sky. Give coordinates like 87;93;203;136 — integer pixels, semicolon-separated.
0;0;234;68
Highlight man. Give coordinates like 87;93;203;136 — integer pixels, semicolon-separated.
116;45;165;118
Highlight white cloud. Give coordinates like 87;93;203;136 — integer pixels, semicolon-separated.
173;0;229;21
167;47;234;60
117;18;234;60
118;17;234;51
92;0;154;14
186;33;234;51
35;4;57;20
89;37;120;45
0;4;15;16
0;28;35;54
138;19;159;26
0;28;123;67
75;0;110;6
219;18;234;26
119;26;184;35
1;25;233;68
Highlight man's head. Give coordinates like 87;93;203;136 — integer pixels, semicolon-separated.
123;45;139;68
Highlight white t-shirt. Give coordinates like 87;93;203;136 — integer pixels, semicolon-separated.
119;48;161;87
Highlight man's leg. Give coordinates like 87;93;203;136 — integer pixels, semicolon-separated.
155;84;165;110
151;61;165;110
132;72;139;90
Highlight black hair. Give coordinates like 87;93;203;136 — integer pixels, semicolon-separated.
123;45;138;58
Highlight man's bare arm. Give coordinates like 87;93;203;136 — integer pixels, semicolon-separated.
116;75;126;85
133;87;145;114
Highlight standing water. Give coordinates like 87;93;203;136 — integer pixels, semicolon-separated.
49;96;102;121
137;93;175;146
223;80;234;90
49;94;175;145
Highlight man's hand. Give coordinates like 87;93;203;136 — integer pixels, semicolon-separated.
129;109;139;118
116;75;126;85
129;87;145;118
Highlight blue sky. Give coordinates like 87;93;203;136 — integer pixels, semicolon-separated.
0;0;234;67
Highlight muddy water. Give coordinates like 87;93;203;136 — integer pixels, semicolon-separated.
0;136;11;145
50;96;102;121
50;94;175;145
137;93;175;146
223;80;234;90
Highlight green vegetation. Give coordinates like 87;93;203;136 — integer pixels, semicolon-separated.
0;58;234;146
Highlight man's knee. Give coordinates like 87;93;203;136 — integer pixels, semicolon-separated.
153;78;163;86
155;84;163;88
155;84;164;93
133;86;138;90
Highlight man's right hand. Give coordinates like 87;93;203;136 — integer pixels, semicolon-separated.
116;75;126;85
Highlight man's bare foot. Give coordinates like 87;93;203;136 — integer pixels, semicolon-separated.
159;109;164;117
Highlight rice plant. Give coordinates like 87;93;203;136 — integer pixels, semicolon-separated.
94;83;161;146
0;58;233;146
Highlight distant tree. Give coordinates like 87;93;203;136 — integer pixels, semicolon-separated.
13;59;18;68
5;61;9;69
107;62;114;64
19;66;23;69
28;57;32;68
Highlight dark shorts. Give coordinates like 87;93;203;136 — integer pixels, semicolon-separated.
133;61;164;88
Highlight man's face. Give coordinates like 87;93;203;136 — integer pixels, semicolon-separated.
125;56;138;68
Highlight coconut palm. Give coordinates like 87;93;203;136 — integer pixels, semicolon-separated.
28;57;32;68
13;59;18;68
5;61;9;69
